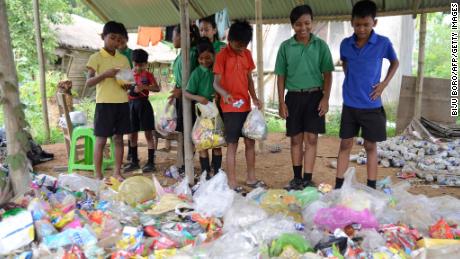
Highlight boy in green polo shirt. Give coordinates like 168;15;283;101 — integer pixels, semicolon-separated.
184;38;222;178
275;5;334;190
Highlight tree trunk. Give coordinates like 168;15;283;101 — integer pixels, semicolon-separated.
0;0;32;200
33;0;51;143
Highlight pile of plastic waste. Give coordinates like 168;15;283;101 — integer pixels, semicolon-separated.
350;136;460;186
1;167;460;258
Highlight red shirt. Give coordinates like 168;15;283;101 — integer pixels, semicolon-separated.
213;45;255;113
129;70;157;100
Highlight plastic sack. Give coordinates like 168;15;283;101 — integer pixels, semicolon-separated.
290;187;320;207
269;233;313;257
193;170;235;217
58;111;87;129
174;176;192;199
115;68;135;85
0;210;34;255
242;108;267;140
223;196;268;233
302;200;328;229
117;176;156;205
192;103;226;151
313;206;379;231
356;229;386;252
155;101;177;136
43;227;97;249
260;189;302;222
58;173;101;193
429;219;454;239
338;167;387;217
247;215;297;243
204;230;260;259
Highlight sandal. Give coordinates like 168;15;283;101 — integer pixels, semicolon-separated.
233;186;245;194
245;180;267;188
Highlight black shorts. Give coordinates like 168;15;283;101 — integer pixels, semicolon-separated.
175;98;196;133
285;91;325;137
94;103;131;137
339;105;387;142
129;98;155;132
223;112;249;144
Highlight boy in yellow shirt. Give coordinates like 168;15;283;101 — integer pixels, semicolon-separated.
86;21;131;181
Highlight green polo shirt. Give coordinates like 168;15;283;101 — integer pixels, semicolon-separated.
213;41;226;53
172;47;199;88
274;34;334;91
119;48;133;68
186;65;215;101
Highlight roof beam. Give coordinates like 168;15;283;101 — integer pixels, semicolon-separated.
189;0;207;18
82;0;109;22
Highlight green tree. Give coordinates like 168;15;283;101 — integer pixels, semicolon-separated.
413;12;451;79
6;0;69;81
67;0;101;22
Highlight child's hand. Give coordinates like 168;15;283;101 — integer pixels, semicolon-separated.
121;84;132;91
168;88;182;104
279;102;289;119
134;85;141;93
252;97;262;109
370;82;387;100
198;96;209;105
223;93;234;104
104;68;120;78
318;97;329;117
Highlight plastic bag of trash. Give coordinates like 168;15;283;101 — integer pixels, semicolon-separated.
115;68;135;85
260;189;302;222
117;176;156;206
356;229;386;252
269;233;313;257
290;187;320;207
193;170;235;217
174;176;192;199
242;108;267;140
58;111;87;129
58;174;101;193
192;103;225;151
338;167;387;217
302;200;328;229
223;196;268;232
204;230;260;259
247;215;297;243
0;210;34;255
313;206;379;231
155;101;177;136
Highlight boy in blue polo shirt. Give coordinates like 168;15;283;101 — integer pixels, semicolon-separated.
335;0;399;189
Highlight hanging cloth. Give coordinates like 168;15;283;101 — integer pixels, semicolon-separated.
137;27;163;47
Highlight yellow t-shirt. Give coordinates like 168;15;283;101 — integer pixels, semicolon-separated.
86;48;130;103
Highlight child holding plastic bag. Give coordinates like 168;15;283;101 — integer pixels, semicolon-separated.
184;38;223;179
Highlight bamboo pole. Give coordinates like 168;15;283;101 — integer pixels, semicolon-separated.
414;13;427;119
33;0;50;143
255;0;264;152
0;0;32;199
179;0;194;184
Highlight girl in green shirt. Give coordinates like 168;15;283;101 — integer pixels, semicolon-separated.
184;38;222;179
199;17;226;54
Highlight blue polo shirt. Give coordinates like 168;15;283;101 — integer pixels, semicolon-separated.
340;30;397;109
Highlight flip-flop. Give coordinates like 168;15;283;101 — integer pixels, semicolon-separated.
245;180;267;188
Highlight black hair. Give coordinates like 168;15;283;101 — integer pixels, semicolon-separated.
199;16;219;41
228;20;252;44
174;24;201;47
196;37;215;56
290;5;314;24
132;49;149;63
102;21;125;37
118;22;129;39
352;0;377;19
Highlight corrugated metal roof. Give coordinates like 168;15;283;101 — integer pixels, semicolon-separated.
83;0;452;29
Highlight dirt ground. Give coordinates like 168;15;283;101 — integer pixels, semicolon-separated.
35;133;460;198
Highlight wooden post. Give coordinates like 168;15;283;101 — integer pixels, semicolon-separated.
33;0;50;143
255;0;264;152
414;13;427;119
0;0;32;199
179;0;194;184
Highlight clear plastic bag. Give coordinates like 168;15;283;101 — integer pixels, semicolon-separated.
302;200;328;229
155;101;177;137
338;167;388;217
242;108;267;140
193;170;235;217
192;102;226;151
58;173;101;193
174;176;192;199
115;68;135;85
313;206;379;231
223;196;268;233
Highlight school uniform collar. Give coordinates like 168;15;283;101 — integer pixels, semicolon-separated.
288;33;319;46
350;30;378;45
100;48;118;57
225;45;245;57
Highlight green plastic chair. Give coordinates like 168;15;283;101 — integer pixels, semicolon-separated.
68;126;115;175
